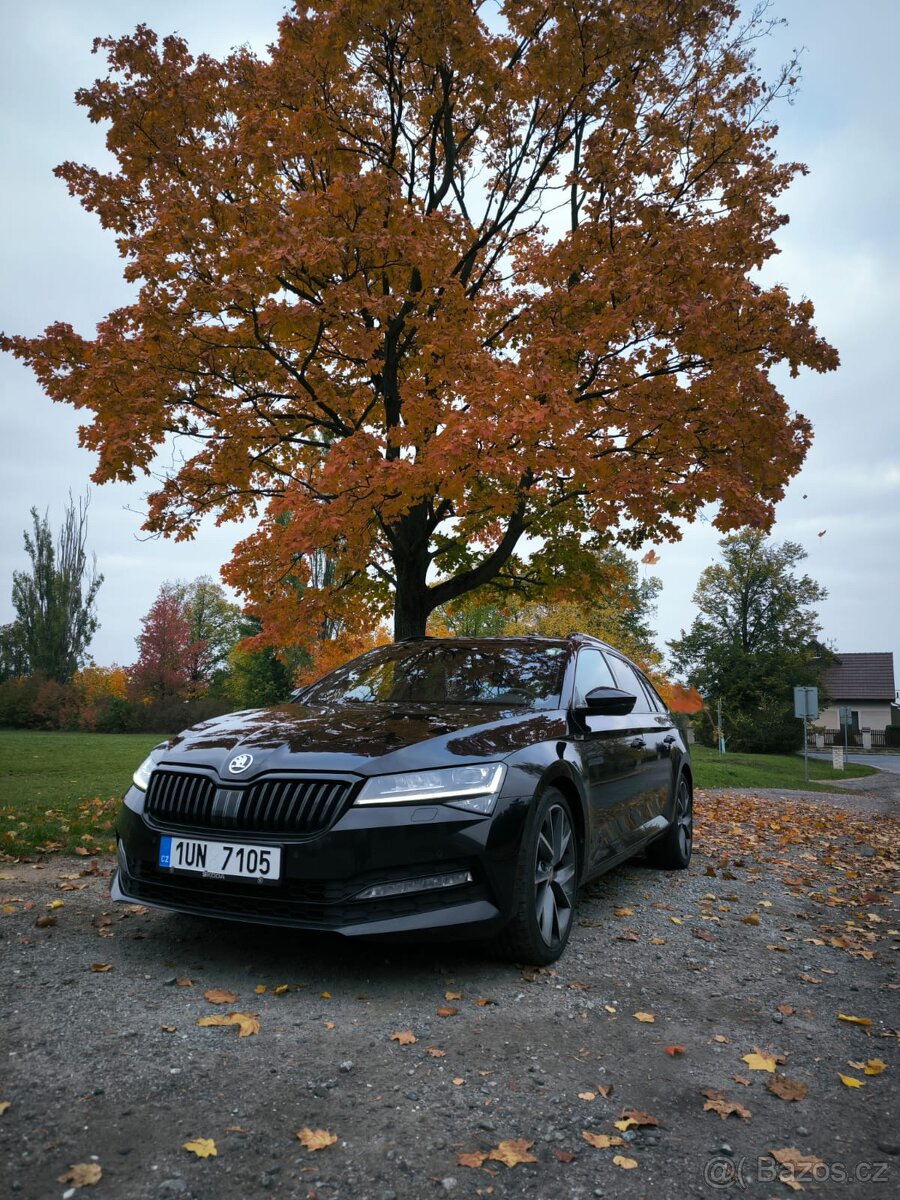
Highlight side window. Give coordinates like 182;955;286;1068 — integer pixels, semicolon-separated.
573;649;617;706
608;657;652;714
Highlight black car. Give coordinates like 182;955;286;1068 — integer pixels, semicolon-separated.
112;634;692;963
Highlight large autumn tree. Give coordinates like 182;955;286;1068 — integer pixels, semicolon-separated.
1;1;837;648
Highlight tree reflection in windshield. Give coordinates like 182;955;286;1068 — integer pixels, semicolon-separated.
299;641;568;710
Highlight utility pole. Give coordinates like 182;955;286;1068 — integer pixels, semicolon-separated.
717;696;725;756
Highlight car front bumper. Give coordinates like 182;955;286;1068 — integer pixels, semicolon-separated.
113;786;532;940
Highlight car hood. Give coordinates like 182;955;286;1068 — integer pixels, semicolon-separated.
158;702;567;780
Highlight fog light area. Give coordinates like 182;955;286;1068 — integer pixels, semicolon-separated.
354;870;473;901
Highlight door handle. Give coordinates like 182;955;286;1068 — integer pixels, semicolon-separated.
629;737;646;749
662;734;677;746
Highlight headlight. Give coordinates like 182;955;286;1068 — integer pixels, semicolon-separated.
132;744;166;791
355;763;506;815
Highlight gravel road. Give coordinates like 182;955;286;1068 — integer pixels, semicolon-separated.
2;783;897;1200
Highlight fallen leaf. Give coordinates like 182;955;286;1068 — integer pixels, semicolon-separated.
196;1012;259;1037
47;899;64;910
57;1163;102;1187
436;1006;459;1018
732;1075;751;1087
799;973;821;984
201;988;236;1008
864;1059;886;1075
776;1004;795;1016
837;1013;871;1026
458;1150;488;1168
426;1047;445;1057
614;1110;658;1130
578;1091;596;1101
595;1084;613;1098
612;1154;638;1169
669;916;683;925
664;1045;685;1057
767;1075;807;1102
487;1139;537;1167
692;928;715;942
555;1149;576;1163
613;907;633;917
701;1089;751;1120
742;1050;777;1073
390;1030;417;1045
274;984;290;995
712;1034;729;1044
323;1020;335;1029
320;991;331;999
445;990;462;1001
34;915;56;928
175;977;193;987
770;1146;825;1188
89;963;112;973
649;936;666;945
838;1074;864;1088
183;1139;217;1158
161;1025;176;1033
633;1012;655;1023
452;1077;465;1086
581;1131;624;1148
472;997;496;1007
741;913;759;926
254;984;266;994
296;1127;337;1151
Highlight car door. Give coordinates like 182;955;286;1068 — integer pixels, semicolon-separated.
606;655;674;843
569;648;642;872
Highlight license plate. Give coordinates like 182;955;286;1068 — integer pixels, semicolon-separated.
158;836;281;883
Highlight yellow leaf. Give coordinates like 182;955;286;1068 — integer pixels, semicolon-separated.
604;1005;617;1013
837;1013;871;1026
633;1012;655;1023
296;1127;337;1151
838;1074;864;1088
452;1077;465;1086
649;936;666;945
57;1162;102;1187
741;1051;777;1073
254;984;266;994
436;1006;459;1018
614;1119;637;1131
445;990;462;1000
864;1059;886;1075
577;1091;596;1101
48;899;64;910
203;988;237;1005
581;1131;623;1148
0;1101;10;1116
390;1030;417;1045
613;1154;638;1169
196;1012;259;1037
274;984;289;995
487;1138;537;1167
183;1138;217;1158
89;963;112;973
613;907;633;917
741;913;759;925
669;916;683;925
320;991;331;999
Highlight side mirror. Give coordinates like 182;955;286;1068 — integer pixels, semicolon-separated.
579;686;637;716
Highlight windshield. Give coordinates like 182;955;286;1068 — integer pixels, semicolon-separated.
297;641;568;710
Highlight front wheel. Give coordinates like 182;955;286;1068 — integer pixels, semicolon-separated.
645;774;692;869
498;788;578;965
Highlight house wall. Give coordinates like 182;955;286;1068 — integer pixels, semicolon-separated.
819;703;893;731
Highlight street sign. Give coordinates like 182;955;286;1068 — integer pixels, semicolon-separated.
839;705;852;725
793;686;819;719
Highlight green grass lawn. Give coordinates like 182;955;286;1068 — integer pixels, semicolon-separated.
0;730;165;857
690;743;878;791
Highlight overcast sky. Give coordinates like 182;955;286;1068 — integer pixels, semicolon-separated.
1;0;898;687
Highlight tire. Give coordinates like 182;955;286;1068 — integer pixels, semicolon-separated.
645;773;693;870
498;788;579;965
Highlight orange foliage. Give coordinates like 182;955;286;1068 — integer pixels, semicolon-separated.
73;664;128;704
655;680;705;714
1;3;838;646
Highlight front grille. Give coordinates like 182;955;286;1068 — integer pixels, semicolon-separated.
145;770;355;838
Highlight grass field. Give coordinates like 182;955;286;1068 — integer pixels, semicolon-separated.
689;743;878;791
0;729;883;858
0;730;164;856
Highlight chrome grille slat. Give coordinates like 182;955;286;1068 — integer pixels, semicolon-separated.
145;770;353;837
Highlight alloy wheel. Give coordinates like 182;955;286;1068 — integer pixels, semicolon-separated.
533;803;577;946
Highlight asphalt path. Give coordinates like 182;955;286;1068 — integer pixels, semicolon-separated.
808;752;900;775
